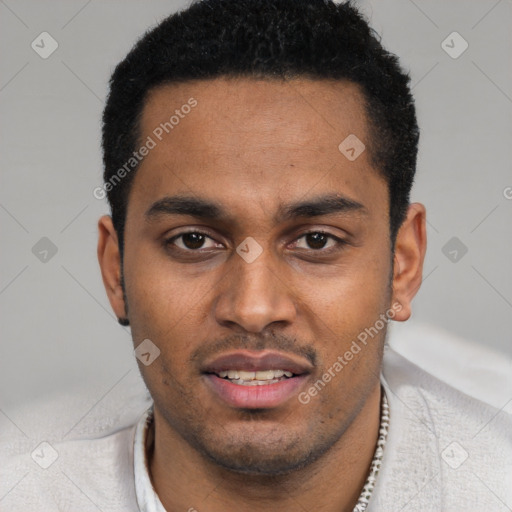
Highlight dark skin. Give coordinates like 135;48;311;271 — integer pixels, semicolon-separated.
98;77;426;512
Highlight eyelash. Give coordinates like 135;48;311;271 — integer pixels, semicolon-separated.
164;230;347;255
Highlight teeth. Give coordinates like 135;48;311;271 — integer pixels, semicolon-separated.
238;370;256;380
216;369;294;381
235;378;282;386
255;370;277;380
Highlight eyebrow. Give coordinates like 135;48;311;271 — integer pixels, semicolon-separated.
145;193;367;223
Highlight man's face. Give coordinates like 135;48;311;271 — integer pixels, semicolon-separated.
119;78;395;474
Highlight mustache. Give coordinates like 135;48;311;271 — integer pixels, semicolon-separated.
189;331;317;368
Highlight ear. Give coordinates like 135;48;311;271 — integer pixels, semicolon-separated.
391;203;427;322
97;215;128;321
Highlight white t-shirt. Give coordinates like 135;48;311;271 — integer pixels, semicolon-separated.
2;346;511;511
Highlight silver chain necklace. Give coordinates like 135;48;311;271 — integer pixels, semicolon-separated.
352;388;390;512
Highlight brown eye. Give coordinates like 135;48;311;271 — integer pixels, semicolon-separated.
295;232;341;251
166;231;220;251
305;233;329;249
181;232;206;249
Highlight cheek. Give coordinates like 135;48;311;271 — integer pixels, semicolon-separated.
304;258;389;412
304;249;391;324
124;255;220;384
124;244;206;324
297;254;391;388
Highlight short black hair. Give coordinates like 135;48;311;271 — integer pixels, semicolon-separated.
102;0;419;256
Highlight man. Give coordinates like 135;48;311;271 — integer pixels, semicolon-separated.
4;0;511;511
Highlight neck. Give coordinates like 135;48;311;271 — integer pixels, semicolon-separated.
148;383;381;512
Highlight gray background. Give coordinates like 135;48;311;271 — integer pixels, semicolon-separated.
1;0;511;428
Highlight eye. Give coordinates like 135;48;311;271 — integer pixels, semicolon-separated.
293;231;344;251
164;230;346;256
166;231;222;251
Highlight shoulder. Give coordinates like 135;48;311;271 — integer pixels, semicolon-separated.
0;422;140;511
372;344;512;511
382;344;511;440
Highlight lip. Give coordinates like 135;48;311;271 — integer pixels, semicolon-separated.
201;350;314;375
201;350;313;409
204;373;309;409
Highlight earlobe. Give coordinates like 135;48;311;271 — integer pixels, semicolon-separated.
391;203;427;322
97;215;128;321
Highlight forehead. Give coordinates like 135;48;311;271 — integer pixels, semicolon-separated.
128;77;386;223
141;77;370;152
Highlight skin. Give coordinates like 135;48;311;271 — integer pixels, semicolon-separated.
98;77;426;512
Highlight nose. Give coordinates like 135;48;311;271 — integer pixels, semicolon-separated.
214;245;297;333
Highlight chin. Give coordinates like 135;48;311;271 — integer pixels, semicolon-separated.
203;445;317;476
191;425;337;477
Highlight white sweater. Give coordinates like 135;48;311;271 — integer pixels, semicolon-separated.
1;345;511;511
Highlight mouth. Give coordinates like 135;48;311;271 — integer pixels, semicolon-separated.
215;368;295;386
201;350;313;409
